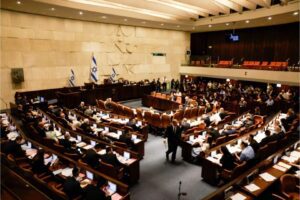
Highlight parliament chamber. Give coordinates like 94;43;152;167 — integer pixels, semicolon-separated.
0;0;299;200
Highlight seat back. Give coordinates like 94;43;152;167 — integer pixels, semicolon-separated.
151;113;162;128
144;111;152;124
136;109;143;121
280;174;297;193
161;114;171;129
215;135;227;146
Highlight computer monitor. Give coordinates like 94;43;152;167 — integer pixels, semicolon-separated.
77;135;82;142
86;171;94;180
90;140;96;147
211;151;216;157
108;181;117;194
131;135;137;140
27;142;32;148
273;155;279;164
123;151;130;159
189;135;194;141
224;186;233;199
40;97;45;102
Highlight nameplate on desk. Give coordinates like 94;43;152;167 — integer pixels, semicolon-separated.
273;164;287;172
277;161;291;169
76;142;86;147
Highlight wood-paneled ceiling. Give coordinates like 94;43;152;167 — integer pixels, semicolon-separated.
1;0;299;32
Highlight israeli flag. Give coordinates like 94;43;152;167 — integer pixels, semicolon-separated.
90;55;98;83
109;67;118;82
69;69;75;87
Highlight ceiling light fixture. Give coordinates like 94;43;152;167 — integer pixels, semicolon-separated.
142;21;146;24
50;7;55;11
161;23;164;26
124;18;128;21
226;23;229;26
192;27;195;30
245;20;250;23
208;24;212;28
101;16;107;19
268;16;272;20
79;11;83;15
177;25;180;28
293;11;298;15
16;1;21;4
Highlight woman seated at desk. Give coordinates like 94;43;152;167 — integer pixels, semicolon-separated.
220;146;236;170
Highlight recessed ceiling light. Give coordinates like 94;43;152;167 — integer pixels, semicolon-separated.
161;23;164;26
124;18;128;21
101;16;107;19
293;11;298;15
79;11;83;15
16;1;21;4
177;25;180;28
142;21;146;24
50;7;55;11
208;24;212;28
192;27;195;30
226;23;230;26
245;20;250;23
268;16;272;20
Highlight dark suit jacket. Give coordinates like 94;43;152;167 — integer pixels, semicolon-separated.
119;134;133;147
59;139;72;149
3;140;25;158
31;156;49;174
63;177;83;199
80;123;93;134
84;184;108;200
100;153;121;168
220;154;236;170
83;149;100;168
259;134;277;147
165;125;182;147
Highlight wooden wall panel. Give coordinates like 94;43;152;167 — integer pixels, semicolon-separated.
191;23;299;64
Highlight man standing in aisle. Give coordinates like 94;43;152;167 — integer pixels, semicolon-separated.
165;119;182;163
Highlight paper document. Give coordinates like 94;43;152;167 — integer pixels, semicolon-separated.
230;193;246;200
61;168;73;177
273;164;287;172
259;172;276;182
277;162;291;169
245;183;260;192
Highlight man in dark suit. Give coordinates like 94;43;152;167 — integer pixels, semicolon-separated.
83;144;102;168
63;167;83;199
100;147;122;169
59;132;72;149
2;136;25;158
84;176;108;200
80;118;93;134
260;130;276;147
119;132;133;148
165;119;182;163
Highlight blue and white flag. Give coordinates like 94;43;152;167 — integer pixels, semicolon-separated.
69;69;75;87
109;67;118;82
90;55;98;83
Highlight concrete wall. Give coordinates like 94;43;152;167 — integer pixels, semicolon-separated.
0;10;190;108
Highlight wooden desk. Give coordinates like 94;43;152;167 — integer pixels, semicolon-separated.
142;95;180;111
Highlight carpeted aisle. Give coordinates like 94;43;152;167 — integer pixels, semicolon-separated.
130;134;216;200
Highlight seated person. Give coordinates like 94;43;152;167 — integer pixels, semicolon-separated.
119;131;133;148
259;130;277;147
83;144;102;168
181;118;190;132
220;146;236;170
59;132;72;149
78;101;87;112
66;141;82;156
235;141;255;162
248;134;259;153
84;106;94;117
126;118;139;131
218;108;228;120
31;149;50;174
36;121;47;138
281;108;296;131
84;176;108;200
2;136;25;158
100;147;122;169
63;167;83;199
207;127;220;144
104;98;113;110
80;118;93;134
221;125;237;135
